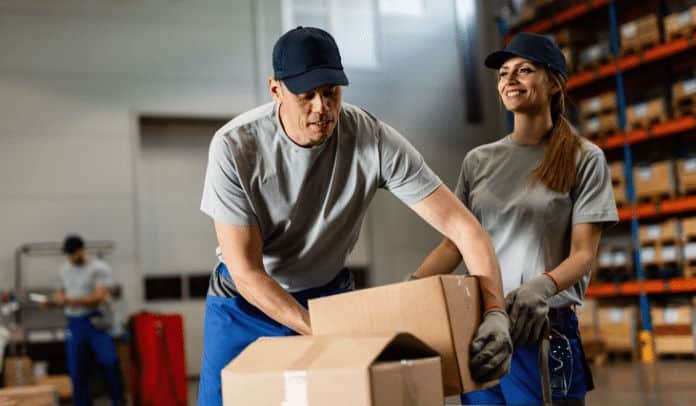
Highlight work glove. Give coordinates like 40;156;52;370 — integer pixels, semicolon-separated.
469;309;513;382
505;274;558;348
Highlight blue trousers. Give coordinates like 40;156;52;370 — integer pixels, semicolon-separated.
461;311;592;405
65;315;123;406
197;264;353;406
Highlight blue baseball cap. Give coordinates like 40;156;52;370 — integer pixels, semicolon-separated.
485;32;568;80
272;26;349;94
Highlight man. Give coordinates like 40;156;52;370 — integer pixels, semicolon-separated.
52;235;123;406
198;26;512;405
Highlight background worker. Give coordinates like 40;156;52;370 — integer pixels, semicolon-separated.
52;234;123;406
198;26;513;405
414;33;618;404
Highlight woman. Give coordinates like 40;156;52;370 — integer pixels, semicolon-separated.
413;33;617;404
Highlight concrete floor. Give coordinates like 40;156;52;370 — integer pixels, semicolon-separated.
90;360;695;405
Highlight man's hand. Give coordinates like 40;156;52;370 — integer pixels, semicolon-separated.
469;309;513;382
505;274;557;347
51;291;66;307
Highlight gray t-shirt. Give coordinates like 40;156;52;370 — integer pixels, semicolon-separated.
58;258;113;317
455;135;618;308
201;102;442;292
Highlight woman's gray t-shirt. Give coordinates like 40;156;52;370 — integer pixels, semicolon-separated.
455;135;618;308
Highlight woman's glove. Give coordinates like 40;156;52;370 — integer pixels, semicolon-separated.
504;274;558;347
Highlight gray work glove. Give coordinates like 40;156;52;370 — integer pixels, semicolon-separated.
469;309;513;382
505;274;558;348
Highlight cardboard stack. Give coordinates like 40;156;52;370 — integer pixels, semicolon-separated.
672;78;696;117
664;6;696;41
598;306;638;355
633;161;676;202
626;98;667;131
620;14;660;55
651;305;696;356
677;158;696;195
3;357;32;388
0;386;58;406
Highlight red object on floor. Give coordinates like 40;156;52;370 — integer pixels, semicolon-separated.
129;312;188;406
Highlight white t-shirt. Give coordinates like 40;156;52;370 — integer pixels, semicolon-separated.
455;135;618;308
58;258;113;317
201;102;442;292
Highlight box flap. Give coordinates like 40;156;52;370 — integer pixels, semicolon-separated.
439;275;490;392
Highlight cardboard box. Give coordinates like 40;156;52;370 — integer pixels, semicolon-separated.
579;41;611;70
577;299;599;340
640;219;680;244
580;91;617;118
683;217;696;241
3;357;32;387
0;385;57;406
651;306;695;355
598;306;638;353
665;6;696;40
621;14;660;54
633;161;675;201
677;158;696;194
626;98;666;131
34;375;71;400
221;333;443;406
309;275;485;395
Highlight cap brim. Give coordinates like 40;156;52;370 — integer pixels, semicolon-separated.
282;68;349;94
484;50;524;70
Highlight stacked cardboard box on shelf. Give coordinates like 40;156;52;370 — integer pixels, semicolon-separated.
633;161;676;202
578;40;612;71
582;112;619;140
597;245;632;282
610;161;627;206
682;217;696;277
677;157;696;195
664;6;696;41
651;305;696;356
620;14;660;55
672;78;696;117
598;306;639;355
639;219;682;271
626;98;667;131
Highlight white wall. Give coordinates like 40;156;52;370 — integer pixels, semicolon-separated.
0;0;505;378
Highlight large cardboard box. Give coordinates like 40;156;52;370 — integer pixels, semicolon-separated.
598;306;638;353
309;275;487;395
3;357;32;387
0;385;58;406
221;333;443;406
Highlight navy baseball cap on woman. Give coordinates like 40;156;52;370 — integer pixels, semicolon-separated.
485;32;568;79
272;26;349;94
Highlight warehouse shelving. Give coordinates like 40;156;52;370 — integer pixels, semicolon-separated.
504;0;612;41
567;33;696;90
617;196;696;221
587;277;696;297
598;116;696;150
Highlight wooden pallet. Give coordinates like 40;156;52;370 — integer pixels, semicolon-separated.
626;114;668;131
674;95;696;117
620;37;660;56
636;191;676;204
666;27;696;42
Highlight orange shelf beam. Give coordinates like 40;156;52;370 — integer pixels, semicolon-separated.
586;278;696;297
504;0;610;40
567;33;696;91
598;116;696;151
617;196;696;222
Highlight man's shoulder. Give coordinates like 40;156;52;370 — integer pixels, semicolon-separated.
339;103;382;131
88;258;111;273
216;102;276;141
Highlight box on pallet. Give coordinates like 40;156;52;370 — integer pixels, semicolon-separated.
633;161;676;201
34;375;71;400
598;306;638;353
580;92;617;118
626;98;667;131
620;14;660;54
664;6;696;41
677;158;696;194
221;333;443;406
651;306;695;356
672;78;696;117
3;357;32;387
577;299;599;340
578;41;611;71
309;275;488;396
582;112;618;139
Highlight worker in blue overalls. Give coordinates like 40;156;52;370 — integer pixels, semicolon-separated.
52;235;123;406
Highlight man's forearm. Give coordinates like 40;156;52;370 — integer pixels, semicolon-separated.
451;225;505;311
232;268;311;335
414;238;462;278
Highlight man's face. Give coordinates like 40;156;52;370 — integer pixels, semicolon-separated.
270;80;342;147
68;248;86;266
